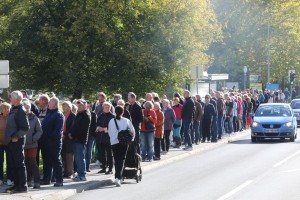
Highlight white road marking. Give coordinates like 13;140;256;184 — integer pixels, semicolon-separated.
273;150;300;168
281;168;300;173
217;180;254;200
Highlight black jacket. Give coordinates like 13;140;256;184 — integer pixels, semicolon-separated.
203;103;216;120
70;110;91;144
129;102;143;132
96;112;114;144
182;97;195;120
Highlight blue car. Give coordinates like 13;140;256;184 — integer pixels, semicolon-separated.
251;103;298;142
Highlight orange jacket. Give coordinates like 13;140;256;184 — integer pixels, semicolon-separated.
141;109;157;133
155;110;164;138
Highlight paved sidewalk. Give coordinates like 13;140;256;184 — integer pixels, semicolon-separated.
0;130;250;200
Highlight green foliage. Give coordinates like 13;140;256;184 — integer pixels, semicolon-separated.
0;0;221;99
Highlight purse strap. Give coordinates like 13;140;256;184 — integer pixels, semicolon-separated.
114;118;119;131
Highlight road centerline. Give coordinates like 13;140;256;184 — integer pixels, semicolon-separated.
273;150;300;168
217;180;254;200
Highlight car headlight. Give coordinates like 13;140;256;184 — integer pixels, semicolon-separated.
284;122;292;127
252;122;260;127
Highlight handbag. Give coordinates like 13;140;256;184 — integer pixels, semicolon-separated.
114;119;133;145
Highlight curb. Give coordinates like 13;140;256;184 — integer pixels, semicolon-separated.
13;131;250;200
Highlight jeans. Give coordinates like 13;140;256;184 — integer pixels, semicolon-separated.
233;116;237;132
73;143;87;178
182;119;192;147
225;116;233;133
85;135;95;170
217;115;224;139
193;121;200;143
41;139;63;183
7;138;27;188
0;145;13;181
161;130;171;152
140;132;154;161
172;120;182;146
111;143;128;179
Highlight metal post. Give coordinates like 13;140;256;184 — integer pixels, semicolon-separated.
267;3;271;84
196;65;199;94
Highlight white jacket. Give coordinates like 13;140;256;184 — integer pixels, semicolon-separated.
108;117;135;145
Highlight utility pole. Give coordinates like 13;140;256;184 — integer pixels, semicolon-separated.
267;3;271;84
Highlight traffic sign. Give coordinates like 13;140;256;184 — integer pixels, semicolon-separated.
0;60;9;88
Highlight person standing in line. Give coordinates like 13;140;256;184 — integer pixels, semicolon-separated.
61;101;76;178
108;106;135;187
128;92;143;154
86;103;97;173
154;102;164;160
40;97;64;187
181;90;195;151
192;96;202;145
5;91;29;193
161;99;175;152
22;99;43;189
202;95;215;143
140;101;157;161
69;99;91;181
0;102;13;186
172;98;183;148
215;92;225;140
95;102;114;174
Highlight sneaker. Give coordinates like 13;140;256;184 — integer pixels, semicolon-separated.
72;176;87;181
27;181;33;187
6;179;14;186
114;178;121;187
105;170;113;175
149;159;153;162
183;146;193;151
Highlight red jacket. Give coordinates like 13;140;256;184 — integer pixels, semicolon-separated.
141;109;157;133
172;104;183;120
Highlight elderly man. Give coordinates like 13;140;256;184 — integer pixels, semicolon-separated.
40;97;64;187
5;91;29;193
181;90;195;151
69;99;91;181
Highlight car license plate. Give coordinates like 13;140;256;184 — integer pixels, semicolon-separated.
266;129;277;133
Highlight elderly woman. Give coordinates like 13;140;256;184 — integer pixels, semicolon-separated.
0;102;13;186
172;98;182;148
161;99;175;154
140;101;157;162
22;99;43;189
61;101;76;178
117;99;132;121
153;102;164;160
96;102;114;174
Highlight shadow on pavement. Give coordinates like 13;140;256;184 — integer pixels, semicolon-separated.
229;138;292;145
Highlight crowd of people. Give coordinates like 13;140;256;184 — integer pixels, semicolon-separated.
0;87;297;192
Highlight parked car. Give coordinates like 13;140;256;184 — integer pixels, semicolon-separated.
251;103;298;142
290;99;300;127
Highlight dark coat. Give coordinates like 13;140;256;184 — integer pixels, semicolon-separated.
129;102;143;132
70;110;91;144
41;108;64;146
89;111;97;138
25;113;43;149
96;112;114;144
182;97;195;121
203;103;215;120
5;105;29;145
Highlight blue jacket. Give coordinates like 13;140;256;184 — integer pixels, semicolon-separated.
41;108;64;144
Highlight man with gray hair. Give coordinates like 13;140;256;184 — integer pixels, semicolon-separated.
40;97;64;187
5;91;29;193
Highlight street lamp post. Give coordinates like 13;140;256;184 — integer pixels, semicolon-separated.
243;66;248;90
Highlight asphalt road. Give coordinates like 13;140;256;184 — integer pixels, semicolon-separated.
68;133;300;200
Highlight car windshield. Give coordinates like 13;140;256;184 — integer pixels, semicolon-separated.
291;101;300;109
255;105;292;117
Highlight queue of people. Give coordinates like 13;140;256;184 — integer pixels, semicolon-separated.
0;88;274;192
